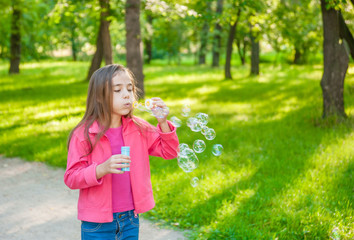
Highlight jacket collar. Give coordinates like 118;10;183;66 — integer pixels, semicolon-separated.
88;116;134;134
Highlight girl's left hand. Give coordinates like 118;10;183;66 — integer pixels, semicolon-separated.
151;97;169;124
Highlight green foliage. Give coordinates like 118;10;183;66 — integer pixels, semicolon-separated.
0;61;353;239
325;0;347;10
267;0;322;64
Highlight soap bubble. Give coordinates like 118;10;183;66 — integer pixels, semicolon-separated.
190;120;202;132
212;144;223;156
193;139;206;153
186;117;197;128
177;148;199;173
331;227;340;240
178;143;189;153
133;101;139;108
181;104;191;117
170;116;182;128
205;128;216;140
195;113;208;126
201;126;209;135
145;99;153;109
151;106;169;118
190;177;199;187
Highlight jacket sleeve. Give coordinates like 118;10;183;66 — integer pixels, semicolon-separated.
64;133;102;189
146;121;179;159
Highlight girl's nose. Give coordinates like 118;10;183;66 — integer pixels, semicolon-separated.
123;90;130;99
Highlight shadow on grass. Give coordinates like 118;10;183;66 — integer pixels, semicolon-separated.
150;104;353;239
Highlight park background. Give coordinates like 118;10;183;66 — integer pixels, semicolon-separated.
0;0;353;239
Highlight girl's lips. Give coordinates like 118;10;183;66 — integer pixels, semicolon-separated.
124;103;132;108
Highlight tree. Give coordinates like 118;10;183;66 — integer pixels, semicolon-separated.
126;0;144;98
212;0;224;67
87;0;113;81
9;0;21;74
320;0;351;118
224;5;241;79
249;19;259;75
197;1;212;65
271;0;322;65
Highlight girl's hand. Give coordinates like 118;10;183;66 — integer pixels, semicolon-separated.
96;154;131;179
151;97;169;124
151;97;172;133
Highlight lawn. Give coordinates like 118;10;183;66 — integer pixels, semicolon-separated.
0;60;353;239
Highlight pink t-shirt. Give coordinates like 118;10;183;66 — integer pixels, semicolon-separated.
105;126;134;213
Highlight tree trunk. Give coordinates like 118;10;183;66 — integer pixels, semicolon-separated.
199;22;209;65
212;0;223;67
126;0;144;98
250;23;259;76
145;14;153;64
225;8;241;79
86;0;112;81
293;47;301;64
70;24;77;61
320;0;348;118
236;36;246;65
86;23;104;81
100;0;112;65
9;1;21;74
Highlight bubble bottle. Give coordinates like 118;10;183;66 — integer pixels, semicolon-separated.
121;146;130;171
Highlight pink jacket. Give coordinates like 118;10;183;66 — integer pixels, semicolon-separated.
64;116;179;223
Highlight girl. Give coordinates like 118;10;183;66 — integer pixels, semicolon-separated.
64;64;179;240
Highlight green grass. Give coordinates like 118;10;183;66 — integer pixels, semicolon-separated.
0;60;353;239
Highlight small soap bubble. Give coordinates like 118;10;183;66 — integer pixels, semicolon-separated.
212;144;223;156
133;101;139;108
181;104;191;117
170;116;182;128
205;128;216;140
190;177;199;187
331;227;340;240
201;126;209;135
195;113;208;126
141;104;151;112
178;143;189;153
145;99;153;109
193;139;206;153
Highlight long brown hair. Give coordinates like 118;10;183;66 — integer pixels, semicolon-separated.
67;64;140;156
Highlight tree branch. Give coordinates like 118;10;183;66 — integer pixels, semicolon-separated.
339;11;354;59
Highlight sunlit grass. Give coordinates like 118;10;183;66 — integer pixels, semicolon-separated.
0;60;353;239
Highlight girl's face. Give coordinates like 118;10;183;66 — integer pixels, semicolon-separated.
111;71;134;118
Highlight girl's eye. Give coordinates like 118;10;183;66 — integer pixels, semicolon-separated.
114;90;121;93
128;89;133;92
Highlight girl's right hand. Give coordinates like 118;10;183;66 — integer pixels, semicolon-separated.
96;154;131;180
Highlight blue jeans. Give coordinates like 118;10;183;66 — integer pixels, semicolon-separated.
81;210;139;240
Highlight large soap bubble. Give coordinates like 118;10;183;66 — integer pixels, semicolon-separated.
186;117;197;128
212;144;223;156
178;143;189;153
151;106;169;119
177;148;199;173
195;113;208;126
193;139;206;153
190;121;202;132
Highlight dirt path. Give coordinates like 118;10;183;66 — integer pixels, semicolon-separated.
0;156;188;240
